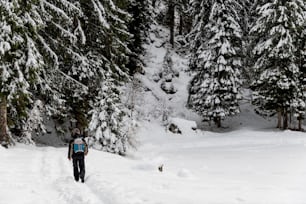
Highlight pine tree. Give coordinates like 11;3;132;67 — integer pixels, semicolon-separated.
104;0;131;78
38;0;95;126
0;0;45;145
245;0;267;85
188;0;243;128
79;0;132;154
89;73;127;155
176;0;192;35
299;10;306;81
189;0;213;71
127;0;151;75
41;0;131;129
250;0;306;130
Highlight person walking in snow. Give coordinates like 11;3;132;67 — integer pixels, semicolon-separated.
68;128;88;183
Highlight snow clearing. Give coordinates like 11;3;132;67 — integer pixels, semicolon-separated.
1;120;306;204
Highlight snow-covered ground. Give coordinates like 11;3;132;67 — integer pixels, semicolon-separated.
1;122;306;204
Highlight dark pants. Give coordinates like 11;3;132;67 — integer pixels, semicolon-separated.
72;157;85;181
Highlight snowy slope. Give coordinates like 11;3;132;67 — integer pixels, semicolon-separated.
134;25;201;123
136;25;276;130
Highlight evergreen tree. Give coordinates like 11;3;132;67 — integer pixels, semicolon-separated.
245;0;267;85
0;0;45;145
189;0;213;71
42;0;131;130
176;0;192;35
103;0;131;78
22;0;90;139
299;10;306;80
78;0;132;154
188;0;243;128
250;0;306;130
127;0;151;75
89;73;127;155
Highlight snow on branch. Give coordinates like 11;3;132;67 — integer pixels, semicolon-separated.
52;68;88;91
92;0;110;29
37;35;59;67
57;0;82;15
51;22;77;43
74;19;86;45
41;0;70;20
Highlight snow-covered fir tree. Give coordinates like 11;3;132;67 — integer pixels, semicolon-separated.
188;0;243;128
39;0;132;131
89;73;127;155
0;0;45;145
243;0;260;85
0;0;133;147
250;0;306;130
27;0;88;140
299;8;306;84
127;0;152;75
75;0;132;154
189;0;213;71
176;0;192;35
102;0;131;78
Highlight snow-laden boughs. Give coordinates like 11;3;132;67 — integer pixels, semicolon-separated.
0;0;45;145
299;13;306;88
89;74;127;155
20;100;45;144
37;0;89;120
250;0;306;130
106;0;132;79
77;0;131;80
188;0;213;71
188;0;243;127
38;0;132;133
127;0;152;75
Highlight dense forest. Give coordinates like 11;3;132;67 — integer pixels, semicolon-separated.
0;0;305;153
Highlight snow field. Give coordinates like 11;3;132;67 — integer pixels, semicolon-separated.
135;121;306;204
1;121;306;204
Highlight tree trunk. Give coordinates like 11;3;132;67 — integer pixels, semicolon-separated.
289;109;292;129
179;14;183;35
0;95;9;147
214;117;221;128
298;114;302;131
277;108;282;129
168;0;175;47
283;109;288;130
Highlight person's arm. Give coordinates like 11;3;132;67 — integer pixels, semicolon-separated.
83;138;88;156
68;140;73;160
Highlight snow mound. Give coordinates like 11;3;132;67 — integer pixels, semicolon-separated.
168;117;197;136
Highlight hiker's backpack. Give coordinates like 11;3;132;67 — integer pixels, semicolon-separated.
73;137;85;153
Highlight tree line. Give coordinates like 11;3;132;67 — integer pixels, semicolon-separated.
154;0;305;130
0;0;305;151
186;0;306;129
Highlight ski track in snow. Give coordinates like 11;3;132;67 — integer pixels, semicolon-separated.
0;147;106;204
0;146;146;204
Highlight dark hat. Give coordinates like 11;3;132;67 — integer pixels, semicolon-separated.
72;128;81;135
